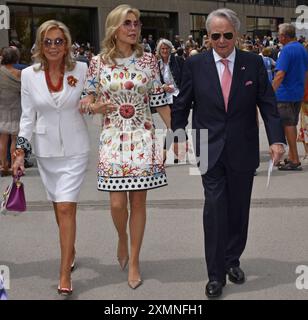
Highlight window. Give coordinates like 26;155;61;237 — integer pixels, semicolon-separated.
190;13;208;47
246;16;284;39
140;11;178;43
8;3;98;64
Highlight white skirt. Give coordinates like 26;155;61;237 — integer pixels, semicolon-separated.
36;153;89;202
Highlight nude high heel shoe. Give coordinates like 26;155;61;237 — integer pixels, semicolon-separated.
128;265;142;289
118;256;129;271
128;278;143;290
117;236;129;271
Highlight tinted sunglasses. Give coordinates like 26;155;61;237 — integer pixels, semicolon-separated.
211;32;234;41
122;20;142;30
43;38;65;47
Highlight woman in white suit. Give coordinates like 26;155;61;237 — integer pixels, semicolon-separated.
12;20;90;296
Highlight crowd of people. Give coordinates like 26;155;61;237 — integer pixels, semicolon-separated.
0;4;307;299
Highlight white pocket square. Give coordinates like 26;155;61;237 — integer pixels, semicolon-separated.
245;80;253;86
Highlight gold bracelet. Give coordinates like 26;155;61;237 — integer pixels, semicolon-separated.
89;103;96;115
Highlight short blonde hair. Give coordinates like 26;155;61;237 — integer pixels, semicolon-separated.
101;4;143;65
262;47;272;57
32;20;75;71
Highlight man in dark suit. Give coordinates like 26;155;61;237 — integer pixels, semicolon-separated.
171;8;286;298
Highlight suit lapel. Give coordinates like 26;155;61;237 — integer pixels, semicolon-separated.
205;51;225;111
33;67;78;109
32;70;57;108
229;49;245;105
58;69;75;108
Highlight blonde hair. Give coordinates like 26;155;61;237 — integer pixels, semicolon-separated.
262;47;272;57
32;20;75;71
101;4;143;65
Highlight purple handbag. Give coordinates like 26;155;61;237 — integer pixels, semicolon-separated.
1;173;26;214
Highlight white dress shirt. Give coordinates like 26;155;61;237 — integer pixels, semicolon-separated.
161;60;179;105
213;48;236;83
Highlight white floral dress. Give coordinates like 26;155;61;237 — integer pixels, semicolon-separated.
84;52;168;191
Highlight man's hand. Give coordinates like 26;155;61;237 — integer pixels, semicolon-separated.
174;141;188;161
269;144;285;165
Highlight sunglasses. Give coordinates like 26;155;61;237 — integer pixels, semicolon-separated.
210;32;234;41
43;38;65;48
122;20;142;30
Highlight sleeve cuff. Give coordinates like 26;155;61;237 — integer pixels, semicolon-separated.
150;92;168;108
16;136;32;159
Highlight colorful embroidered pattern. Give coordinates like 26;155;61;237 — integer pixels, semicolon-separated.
84;52;168;191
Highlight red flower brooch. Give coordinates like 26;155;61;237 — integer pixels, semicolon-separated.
67;75;78;87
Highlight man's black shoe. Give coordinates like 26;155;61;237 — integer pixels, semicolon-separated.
205;280;226;298
227;267;245;284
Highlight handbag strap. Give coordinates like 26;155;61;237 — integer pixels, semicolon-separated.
158;60;165;85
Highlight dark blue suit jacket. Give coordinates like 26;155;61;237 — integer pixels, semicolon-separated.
171;48;286;172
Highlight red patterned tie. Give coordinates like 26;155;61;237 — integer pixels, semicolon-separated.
220;59;232;111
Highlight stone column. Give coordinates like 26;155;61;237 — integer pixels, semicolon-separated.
0;1;9;48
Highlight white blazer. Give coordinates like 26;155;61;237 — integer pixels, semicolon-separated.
19;61;90;157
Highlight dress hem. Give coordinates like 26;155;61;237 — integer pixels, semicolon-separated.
97;183;168;192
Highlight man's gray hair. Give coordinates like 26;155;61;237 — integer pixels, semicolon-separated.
278;23;296;39
0;46;20;65
206;8;240;33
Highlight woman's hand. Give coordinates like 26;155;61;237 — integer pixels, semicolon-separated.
163;84;175;93
90;100;117;115
79;94;117;115
12;150;25;176
79;95;94;114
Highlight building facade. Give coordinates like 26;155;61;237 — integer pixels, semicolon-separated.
0;0;306;62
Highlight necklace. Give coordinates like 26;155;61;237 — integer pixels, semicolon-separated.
45;64;64;92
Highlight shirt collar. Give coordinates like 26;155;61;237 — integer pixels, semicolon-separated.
213;48;236;64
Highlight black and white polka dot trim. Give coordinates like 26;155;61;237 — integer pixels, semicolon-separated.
150;93;168;108
16;136;32;159
97;173;168;192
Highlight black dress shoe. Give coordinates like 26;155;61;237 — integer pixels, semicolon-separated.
205;280;226;298
227;267;245;284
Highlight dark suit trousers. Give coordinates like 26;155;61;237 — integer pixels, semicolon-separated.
201;147;254;282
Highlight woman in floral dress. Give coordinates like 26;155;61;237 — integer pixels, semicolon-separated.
81;4;168;289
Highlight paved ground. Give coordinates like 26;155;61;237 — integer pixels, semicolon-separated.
1;115;308;300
